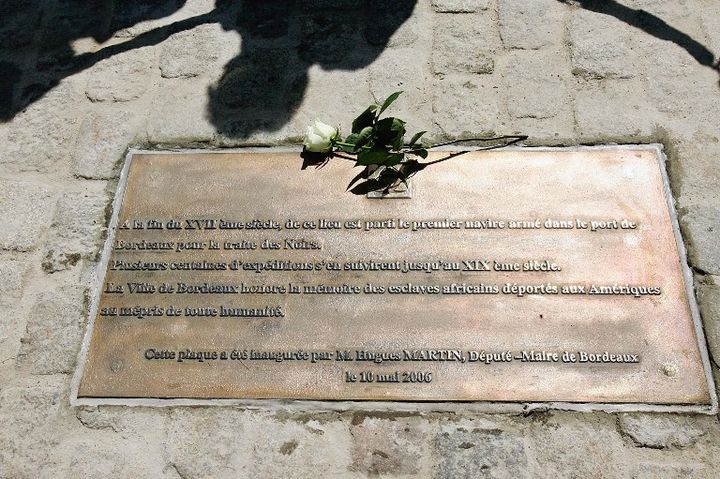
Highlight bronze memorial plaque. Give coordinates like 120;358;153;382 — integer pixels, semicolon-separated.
73;146;716;411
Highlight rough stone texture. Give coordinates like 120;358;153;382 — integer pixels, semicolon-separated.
85;48;156;103
16;287;86;375
0;254;29;365
349;414;431;476
432;0;492;13
569;9;643;80
433;76;504;137
432;12;499;75
697;277;720;367
574;79;659;139
500;49;571;120
159;24;222;79
0;386;72;478
435;425;528;478
0;179;56;252
681;206;720;275
499;0;567;50
1;0;720;475
617;413;714;449
73;109;141;180
0;81;85;173
41;183;108;273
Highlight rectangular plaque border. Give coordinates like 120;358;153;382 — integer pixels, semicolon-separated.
69;144;718;414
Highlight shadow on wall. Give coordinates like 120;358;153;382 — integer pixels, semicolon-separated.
0;0;717;140
0;0;417;139
559;0;720;75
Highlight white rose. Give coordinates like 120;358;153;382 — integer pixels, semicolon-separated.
303;120;338;153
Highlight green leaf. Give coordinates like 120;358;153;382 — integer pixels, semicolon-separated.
407;148;428;159
338;133;359;153
356;147;403;167
354;126;375;151
352;105;377;133
375;117;406;148
398;159;427;178
384;152;405;166
378;91;403;115
407;130;426;147
376;117;406;134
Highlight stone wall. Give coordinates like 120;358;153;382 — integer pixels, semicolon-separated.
1;0;720;476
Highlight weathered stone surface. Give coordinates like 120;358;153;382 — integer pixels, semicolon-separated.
574;80;658;139
0;179;55;252
160;24;222;79
527;414;630;478
146;78;217;143
501;49;570;119
350;416;431;476
17;288;86;375
86;48;156;103
432;12;498;74
166;409;353;477
42;183;108;273
432;0;491;13
368;48;434;135
0;81;85;173
432;76;503;136
569;9;641;80
435;426;528;478
73;109;139;180
0;386;70;478
618;413;714;449
681;205;720;275
0;255;27;305
698;278;720;368
499;0;567;50
631;462;709;479
0;254;29;364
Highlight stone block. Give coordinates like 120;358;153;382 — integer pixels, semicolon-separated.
569;9;643;80
435;426;528;478
17;287;86;375
73;109;139;180
617;413;712;449
166;409;353;477
350;415;431;476
681;205;720;276
147;78;217;143
574;80;658;140
86;48;156;103
432;0;492;13
0;81;85;173
363;0;419;48
631;462;708;479
368;48;434;135
432;12;499;75
697;278;720;391
527;414;629;478
0;386;68;477
501;49;571;119
42;183;108;274
644;69;720;140
499;0;567;50
432;76;505;137
160;23;222;79
0;180;55;252
282;66;375;145
0;255;27;305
